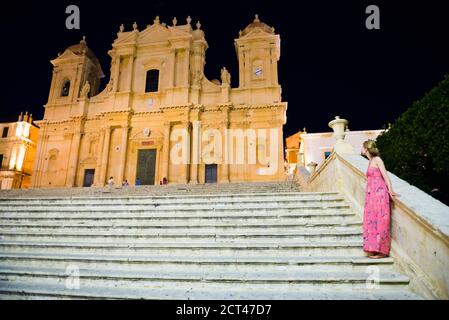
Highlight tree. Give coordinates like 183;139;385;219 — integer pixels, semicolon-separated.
376;75;449;205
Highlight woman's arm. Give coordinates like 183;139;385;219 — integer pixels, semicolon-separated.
375;157;399;198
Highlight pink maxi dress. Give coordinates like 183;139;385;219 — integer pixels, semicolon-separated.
363;160;391;255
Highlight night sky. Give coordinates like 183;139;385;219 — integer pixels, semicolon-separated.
1;0;448;138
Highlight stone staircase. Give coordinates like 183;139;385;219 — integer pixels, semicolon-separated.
0;181;422;299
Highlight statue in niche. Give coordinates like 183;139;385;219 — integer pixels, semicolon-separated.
81;80;91;98
220;67;231;85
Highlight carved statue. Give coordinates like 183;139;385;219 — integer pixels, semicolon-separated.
221;67;231;85
81;80;91;98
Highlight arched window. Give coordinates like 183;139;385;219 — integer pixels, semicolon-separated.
145;70;159;93
61;79;70;97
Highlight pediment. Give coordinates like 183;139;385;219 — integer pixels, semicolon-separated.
130;129;163;140
114;31;138;45
51;50;80;64
239;27;274;39
138;24;172;44
80;156;97;164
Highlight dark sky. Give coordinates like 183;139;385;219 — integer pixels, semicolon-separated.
0;0;448;137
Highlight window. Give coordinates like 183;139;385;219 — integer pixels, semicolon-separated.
145;70;159;93
61;79;70;97
2;127;8;138
0;154;3;168
324;151;332;159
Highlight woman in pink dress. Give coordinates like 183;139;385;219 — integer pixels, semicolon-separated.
361;140;399;259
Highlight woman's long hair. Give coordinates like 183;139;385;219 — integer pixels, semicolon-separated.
363;140;380;157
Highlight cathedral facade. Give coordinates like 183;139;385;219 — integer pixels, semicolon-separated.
31;15;287;188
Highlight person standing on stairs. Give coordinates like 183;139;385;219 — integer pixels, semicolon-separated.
361;140;399;259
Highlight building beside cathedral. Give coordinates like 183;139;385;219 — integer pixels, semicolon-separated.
0;112;39;189
285;123;383;174
30;15;287;188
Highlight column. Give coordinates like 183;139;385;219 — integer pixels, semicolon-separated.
170;49;176;87
181;121;191;184
118;126;129;183
99;126;112;186
93;129;105;186
31;136;43;187
221;120;230;183
189;121;201;184
113;57;120;92
183;49;190;86
162;122;171;181
127;55;136;92
31;124;48;188
65;131;82;187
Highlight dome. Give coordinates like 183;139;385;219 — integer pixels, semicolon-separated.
64;37;101;67
241;14;274;36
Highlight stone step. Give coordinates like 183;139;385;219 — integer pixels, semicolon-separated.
0;198;346;210
0;182;421;299
0;215;358;225
0;203;351;214
0;252;396;273
0;230;362;243
0;240;365;256
0;192;340;205
0;265;411;291
0;280;422;300
0;209;353;220
0;223;362;233
0;184;305;199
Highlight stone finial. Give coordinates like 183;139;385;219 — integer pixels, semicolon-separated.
307;162;318;175
154;16;160;24
119;23;125;32
328;116;347;140
132;22;138;31
239;30;242;37
172;17;178;26
328;116;356;155
57;52;61;57
186;16;192;25
303;127;307;133
196;21;201;30
29;114;33;123
254;14;260;22
80;36;87;45
18;111;23;122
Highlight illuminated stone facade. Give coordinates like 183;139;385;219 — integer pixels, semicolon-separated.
30;15;287;188
0;113;39;189
286;124;383;173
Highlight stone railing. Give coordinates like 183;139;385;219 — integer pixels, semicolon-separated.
298;152;449;299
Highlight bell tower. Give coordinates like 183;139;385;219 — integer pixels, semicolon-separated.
45;37;104;119
235;15;281;91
